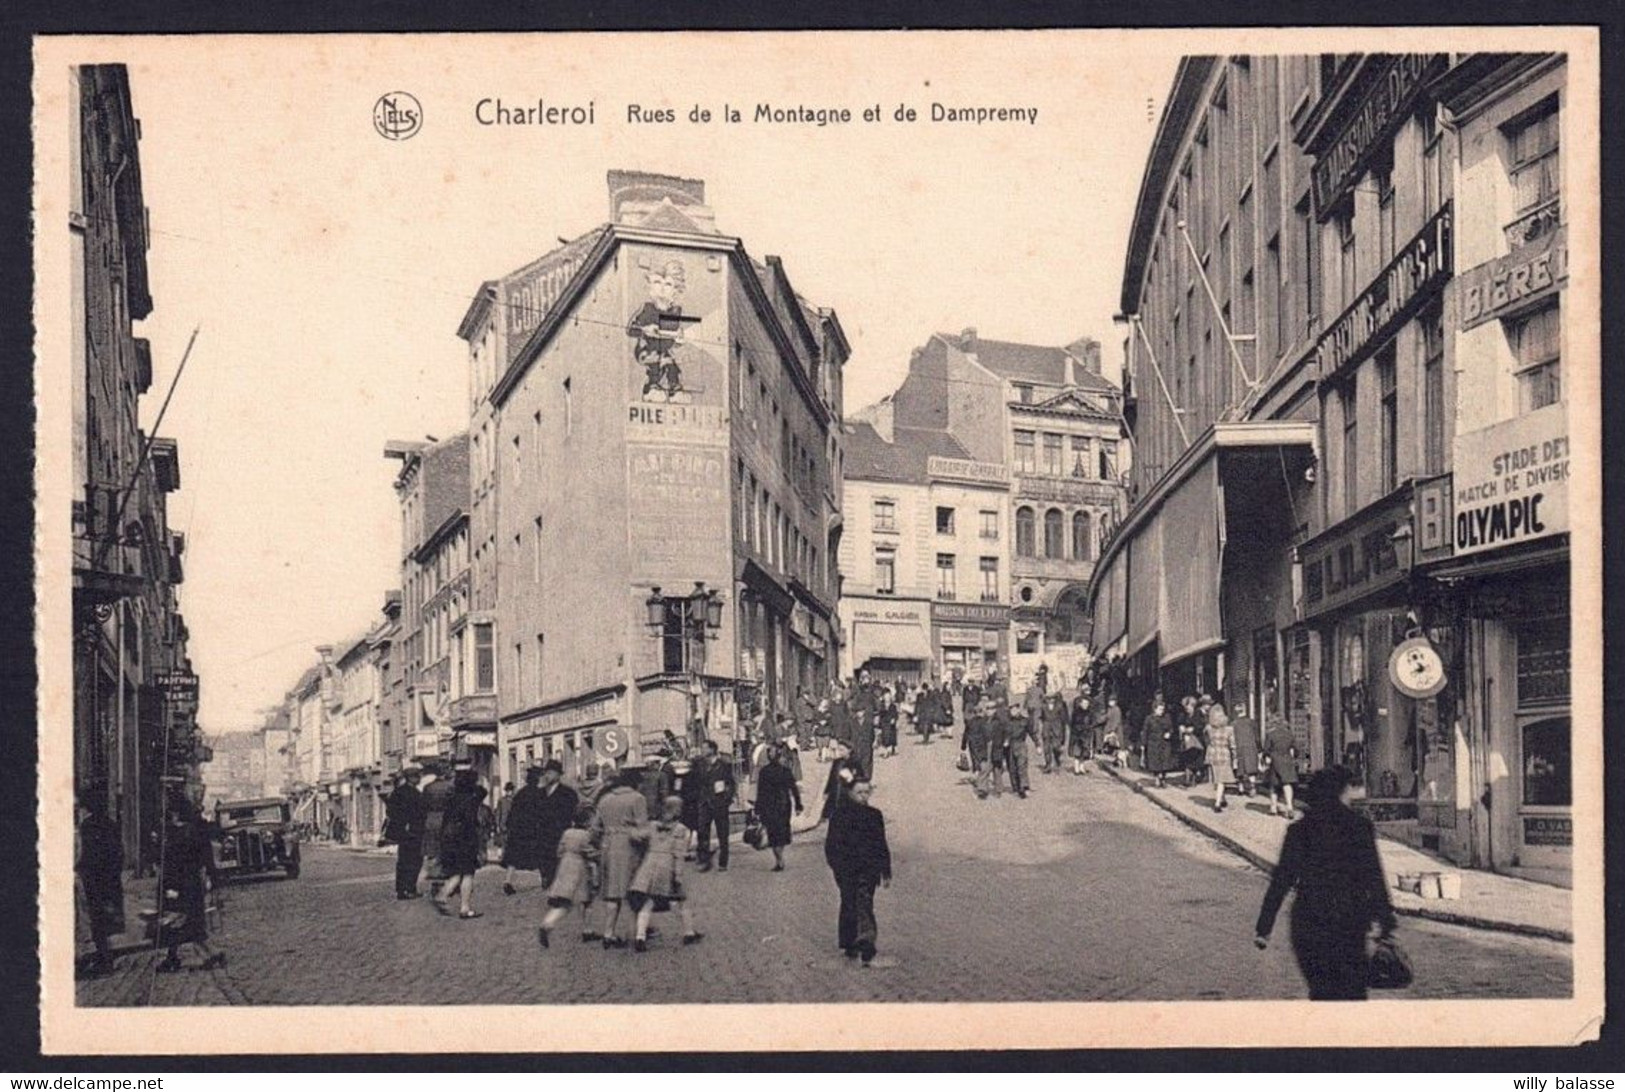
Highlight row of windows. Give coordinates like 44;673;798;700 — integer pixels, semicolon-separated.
734;342;825;504
737;458;822;590
1012;430;1119;479
871;548;1001;603
1014;506;1105;563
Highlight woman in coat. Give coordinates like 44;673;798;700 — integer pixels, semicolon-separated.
1204;704;1238;812
500;766;548;895
1255;766;1398;1000
876;692;899;758
1230;701;1262;797
1141;697;1179;788
1176;695;1207;787
1040;693;1068;774
1067;694;1092;774
434;775;486;919
752;745;804;871
1262;717;1300;817
589;769;650;948
156;795;223;973
627;796;704;951
538;807;597;947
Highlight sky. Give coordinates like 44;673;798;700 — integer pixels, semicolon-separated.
63;32;1179;731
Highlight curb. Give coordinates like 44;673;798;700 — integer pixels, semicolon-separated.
1098;761;1573;945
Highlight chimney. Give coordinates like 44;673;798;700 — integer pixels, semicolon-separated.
874;398;895;444
959;327;978;350
606;170;714;228
1064;355;1077;387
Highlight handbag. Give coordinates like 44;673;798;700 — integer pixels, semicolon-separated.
1367;935;1413;989
742;809;767;851
956;750;971;773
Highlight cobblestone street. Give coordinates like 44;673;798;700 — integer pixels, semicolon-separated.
77;737;1572;1007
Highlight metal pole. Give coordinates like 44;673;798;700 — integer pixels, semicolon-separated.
1176;223;1256;394
1132;317;1190;447
98;327;199;567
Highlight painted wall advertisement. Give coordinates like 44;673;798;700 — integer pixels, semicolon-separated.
626;444;729;584
1452;402;1568;558
623;243;728;446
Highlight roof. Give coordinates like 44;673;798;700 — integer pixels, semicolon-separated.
956;335;1119;394
843;422;973;486
290;665;323;698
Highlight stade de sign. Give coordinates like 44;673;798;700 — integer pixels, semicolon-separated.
1452;402;1568;558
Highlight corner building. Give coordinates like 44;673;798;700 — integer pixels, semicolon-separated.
457;173;848;780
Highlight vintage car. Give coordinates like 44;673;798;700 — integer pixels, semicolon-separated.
212;797;301;879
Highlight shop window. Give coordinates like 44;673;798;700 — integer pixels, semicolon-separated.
1015;506;1036;557
935;506;955;535
935;554;956;600
1516;616;1570;706
873;549;895;596
1043;508;1064;559
979;557;999;602
1510;303;1562;413
1521;717;1571;807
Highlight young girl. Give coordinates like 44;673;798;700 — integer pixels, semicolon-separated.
537;808;597;948
626;796;703;951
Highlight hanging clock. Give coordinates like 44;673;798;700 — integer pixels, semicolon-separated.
1388;636;1447;699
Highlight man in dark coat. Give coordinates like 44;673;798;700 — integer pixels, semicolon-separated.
848;675;878;773
984;704;1013;797
384;767;427;899
532;760;579;887
1006;697;1037;799
694;740;737;872
419;764;456;893
77;789;124;975
824;778;892;966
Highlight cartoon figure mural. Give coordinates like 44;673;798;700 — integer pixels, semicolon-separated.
627;258;704;403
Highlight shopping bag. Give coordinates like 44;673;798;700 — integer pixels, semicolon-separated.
1367;936;1414;990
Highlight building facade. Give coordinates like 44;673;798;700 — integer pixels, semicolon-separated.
852;329;1124;691
1425;53;1572;881
453;172;847;781
837;410;1010;685
1097;52;1576;880
70;63;199;871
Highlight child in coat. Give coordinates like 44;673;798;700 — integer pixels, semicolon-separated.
537;808;598;948
627;796;703;951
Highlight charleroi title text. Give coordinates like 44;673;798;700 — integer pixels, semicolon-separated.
473;99;1039;127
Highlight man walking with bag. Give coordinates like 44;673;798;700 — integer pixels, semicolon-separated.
695;740;737;872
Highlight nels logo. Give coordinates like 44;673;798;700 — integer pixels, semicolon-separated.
373;91;422;141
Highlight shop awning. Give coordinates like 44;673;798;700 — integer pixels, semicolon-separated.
1159;455;1225;666
1091;421;1315;666
1125;510;1162;656
851;621;933;666
1092;550;1128;651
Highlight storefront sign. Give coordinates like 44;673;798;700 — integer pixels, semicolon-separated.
1458;227;1567;331
1312;54;1448;215
626;443;729;583
927;456;1008;484
1300;489;1411;620
932;601;1010;625
592;725;639;765
520;693;623;737
457;730;497;748
1451;403;1568;558
849;603;925;624
1313;204;1452;380
1523;815;1572;846
937;627;987;648
1414;474;1454;562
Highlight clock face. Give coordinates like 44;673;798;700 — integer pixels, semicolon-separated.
1390;638;1446;698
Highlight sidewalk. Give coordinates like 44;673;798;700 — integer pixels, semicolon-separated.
1099;761;1572;943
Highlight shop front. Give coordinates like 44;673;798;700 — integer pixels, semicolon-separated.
931;601;1008;685
841;596;932;686
1299;485;1428;822
503;688;629;785
1427;403;1572;881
